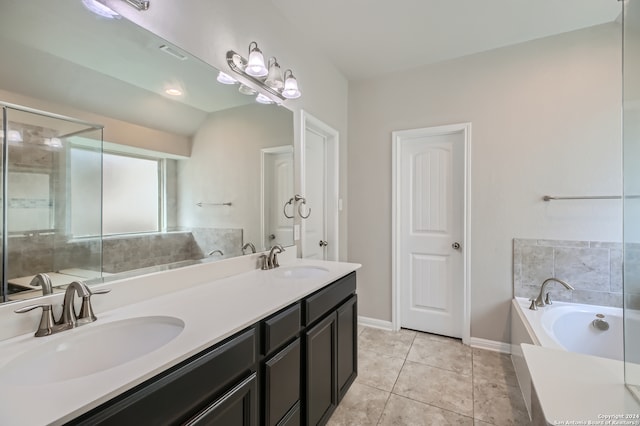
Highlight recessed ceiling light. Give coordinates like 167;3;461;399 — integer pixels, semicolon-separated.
165;88;183;96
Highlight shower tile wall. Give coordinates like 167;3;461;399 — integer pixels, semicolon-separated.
513;238;623;308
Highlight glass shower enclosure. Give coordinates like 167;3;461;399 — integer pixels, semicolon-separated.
0;103;103;302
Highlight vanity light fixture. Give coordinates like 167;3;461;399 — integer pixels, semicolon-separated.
264;58;284;90
216;71;238;85
245;42;269;77
282;70;301;99
225;42;302;103
256;93;275;105
81;0;120;19
123;0;150;11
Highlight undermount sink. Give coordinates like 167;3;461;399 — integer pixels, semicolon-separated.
273;265;330;279
2;316;184;385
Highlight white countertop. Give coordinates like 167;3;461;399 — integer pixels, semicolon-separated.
0;258;360;426
522;344;640;424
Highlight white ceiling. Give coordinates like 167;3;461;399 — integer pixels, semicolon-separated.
270;0;621;81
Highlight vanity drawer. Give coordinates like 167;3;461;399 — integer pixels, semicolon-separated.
70;327;257;425
304;272;356;326
262;302;301;355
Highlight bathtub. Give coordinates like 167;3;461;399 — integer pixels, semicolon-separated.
510;297;624;418
512;297;623;361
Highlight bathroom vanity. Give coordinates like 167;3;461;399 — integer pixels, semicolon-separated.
0;258;360;425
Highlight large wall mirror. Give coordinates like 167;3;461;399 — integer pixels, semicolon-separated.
0;0;295;303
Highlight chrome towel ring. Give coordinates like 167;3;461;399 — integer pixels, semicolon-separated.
283;194;311;219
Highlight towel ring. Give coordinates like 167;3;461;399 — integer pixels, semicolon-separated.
298;200;311;219
283;198;295;219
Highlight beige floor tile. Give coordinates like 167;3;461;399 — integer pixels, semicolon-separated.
356;348;406;392
473;376;530;425
358;324;366;335
472;348;519;388
379;394;474;425
407;333;472;375
359;327;416;359
393;360;474;417
474;420;495;426
327;382;389;426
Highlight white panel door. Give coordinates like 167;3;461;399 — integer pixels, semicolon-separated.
399;131;464;337
303;128;326;259
264;149;293;249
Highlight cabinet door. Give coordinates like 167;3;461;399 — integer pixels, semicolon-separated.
264;339;301;426
305;312;337;426
185;373;257;426
337;295;357;402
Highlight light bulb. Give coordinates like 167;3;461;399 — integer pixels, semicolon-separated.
256;93;275;104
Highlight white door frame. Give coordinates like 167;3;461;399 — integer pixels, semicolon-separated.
391;122;472;344
300;110;340;261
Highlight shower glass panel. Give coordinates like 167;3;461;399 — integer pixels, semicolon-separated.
624;0;640;400
1;104;103;302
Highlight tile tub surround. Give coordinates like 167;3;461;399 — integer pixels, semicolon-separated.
328;327;530;425
513;238;622;308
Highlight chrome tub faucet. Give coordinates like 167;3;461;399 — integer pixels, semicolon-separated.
531;277;575;309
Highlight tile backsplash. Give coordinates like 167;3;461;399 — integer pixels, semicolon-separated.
513;238;622;308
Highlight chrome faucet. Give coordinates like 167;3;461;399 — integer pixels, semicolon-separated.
242;242;256;255
15;281;110;337
260;244;285;270
532;277;575;309
30;273;53;295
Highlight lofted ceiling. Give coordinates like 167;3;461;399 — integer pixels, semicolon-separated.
269;0;622;81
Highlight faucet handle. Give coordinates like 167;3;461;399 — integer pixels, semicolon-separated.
544;292;552;305
15;304;70;337
528;298;538;311
77;288;111;324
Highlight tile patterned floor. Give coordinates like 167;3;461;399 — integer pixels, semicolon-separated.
328;326;531;426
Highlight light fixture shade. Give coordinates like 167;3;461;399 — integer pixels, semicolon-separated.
265;58;284;90
217;71;238;85
256;93;275;104
245;42;268;77
282;70;301;99
238;84;257;95
81;0;120;18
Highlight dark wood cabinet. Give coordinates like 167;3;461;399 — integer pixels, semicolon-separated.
264;339;301;425
66;272;357;426
337;295;357;402
305;312;338;426
69;327;257;426
184;373;258;426
304;273;358;425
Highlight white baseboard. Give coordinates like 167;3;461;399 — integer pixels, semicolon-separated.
468;337;511;354
358;316;393;331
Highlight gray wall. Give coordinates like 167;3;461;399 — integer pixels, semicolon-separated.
348;23;622;342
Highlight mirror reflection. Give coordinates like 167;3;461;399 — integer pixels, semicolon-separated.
0;0;295;303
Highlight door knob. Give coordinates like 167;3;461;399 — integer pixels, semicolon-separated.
452;242;461;250
319;240;328;247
